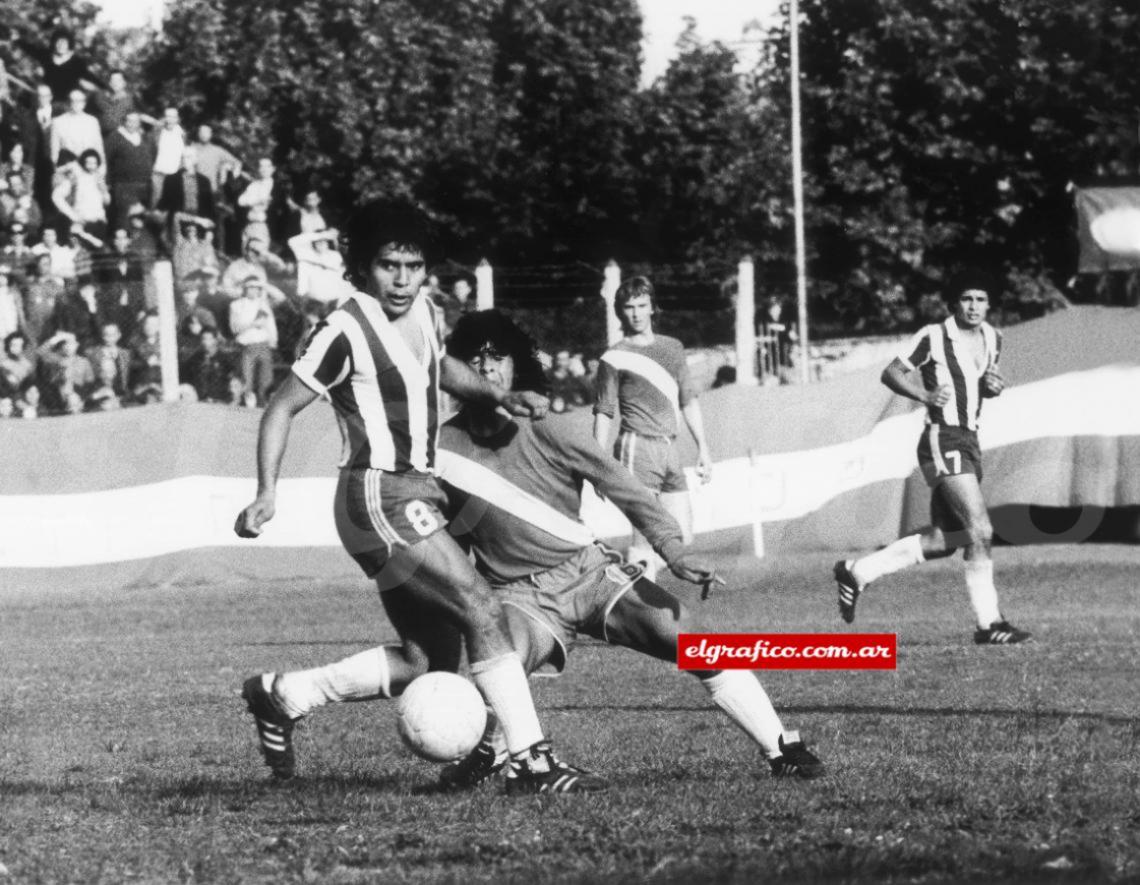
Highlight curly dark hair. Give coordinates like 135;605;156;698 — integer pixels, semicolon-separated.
446;310;549;395
343;199;435;290
944;267;999;304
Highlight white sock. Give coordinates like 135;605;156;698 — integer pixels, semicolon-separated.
703;671;785;760
274;647;392;720
851;534;925;587
470;653;545;755
964;558;1002;628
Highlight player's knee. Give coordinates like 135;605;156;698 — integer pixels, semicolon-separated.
966;517;993;549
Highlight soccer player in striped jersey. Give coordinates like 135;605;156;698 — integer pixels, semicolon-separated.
593;276;713;580
233;200;604;793
834;268;1031;645
433;310;824;788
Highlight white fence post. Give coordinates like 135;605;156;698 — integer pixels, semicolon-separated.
475;259;494;310
152;259;180;402
601;260;622;347
735;256;758;386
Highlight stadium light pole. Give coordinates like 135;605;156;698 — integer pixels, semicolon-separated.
789;0;811;383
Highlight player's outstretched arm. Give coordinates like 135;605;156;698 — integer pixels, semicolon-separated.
668;553;727;600
681;399;713;483
440;354;549;418
234;374;319;538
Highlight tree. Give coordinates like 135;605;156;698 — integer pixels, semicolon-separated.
763;0;1140;329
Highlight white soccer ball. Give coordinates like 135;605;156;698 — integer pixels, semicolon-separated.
396;672;487;763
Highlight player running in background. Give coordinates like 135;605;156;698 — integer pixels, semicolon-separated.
593;276;713;579
233;199;604;793
433;310;824;788
833;268;1031;645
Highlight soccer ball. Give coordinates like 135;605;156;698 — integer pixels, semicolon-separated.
396;672;487;763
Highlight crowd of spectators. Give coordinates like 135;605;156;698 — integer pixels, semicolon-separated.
0;27;355;418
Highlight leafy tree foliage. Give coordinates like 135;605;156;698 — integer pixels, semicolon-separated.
766;0;1140;329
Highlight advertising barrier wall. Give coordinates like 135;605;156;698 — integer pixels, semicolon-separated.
2;307;1138;592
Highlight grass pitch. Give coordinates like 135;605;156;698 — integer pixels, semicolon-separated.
2;545;1139;884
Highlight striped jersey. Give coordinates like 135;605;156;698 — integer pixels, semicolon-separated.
436;412;685;584
593;335;694;438
898;317;1002;431
292;291;443;472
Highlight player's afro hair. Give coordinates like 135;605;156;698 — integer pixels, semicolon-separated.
343;198;436;290
446;310;550;396
944;266;999;304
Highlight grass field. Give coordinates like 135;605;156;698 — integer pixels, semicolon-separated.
2;544;1139;884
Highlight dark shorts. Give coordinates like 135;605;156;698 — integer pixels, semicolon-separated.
334;468;449;578
916;425;983;487
615;431;689;494
497;545;644;672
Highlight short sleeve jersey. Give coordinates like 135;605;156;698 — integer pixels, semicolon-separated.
898;317;1001;431
593;335;694;438
292;292;443;472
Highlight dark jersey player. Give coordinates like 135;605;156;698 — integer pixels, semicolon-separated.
593;276;712;579
233;200;604;793
434;310;824;788
833;268;1031;645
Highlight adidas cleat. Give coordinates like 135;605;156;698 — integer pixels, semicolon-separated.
242;674;297;780
439;740;509;791
974;620;1032;645
769;732;827;779
834;559;862;624
504;741;608;795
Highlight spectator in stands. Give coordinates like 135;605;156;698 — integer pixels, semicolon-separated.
1;142;36;197
0;330;36;403
26;85;56;211
36;329;94;413
95;70;137;136
157;148;215;227
124;202;163;264
149;107;185;208
236;157;288;249
20;28;105;106
104;112;152;228
85;319;131;408
52;149;110;242
290;188;327;235
184;325;238;403
0;174;44;240
0;62;20;158
49;89;104;167
33;225;78;281
46;274;100;350
219;237;287;304
94;227;146;341
192;124;240;247
288;227;348;315
757;297;797;384
547;348;590;412
0;263;28;342
22;252;63;345
711;365;737;389
129;310;164;403
438;273;476;337
0;220;36;282
171;215;220;285
228;275;277;406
